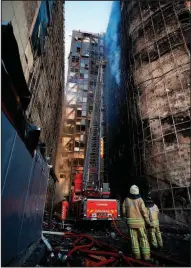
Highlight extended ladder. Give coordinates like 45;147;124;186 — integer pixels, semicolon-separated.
83;60;106;192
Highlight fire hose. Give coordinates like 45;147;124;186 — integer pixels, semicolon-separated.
111;217;129;239
64;231;156;267
111;218;189;267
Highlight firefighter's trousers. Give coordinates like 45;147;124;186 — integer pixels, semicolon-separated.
129;227;150;260
148;227;163;248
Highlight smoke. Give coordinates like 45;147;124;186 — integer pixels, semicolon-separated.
104;1;120;85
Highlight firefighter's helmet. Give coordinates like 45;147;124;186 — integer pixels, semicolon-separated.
145;193;153;204
130;185;139;195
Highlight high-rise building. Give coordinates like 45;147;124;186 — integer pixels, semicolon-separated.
55;30;104;202
2;0;65;166
104;0;190;225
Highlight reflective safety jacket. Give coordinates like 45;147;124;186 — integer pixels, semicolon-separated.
147;203;160;227
122;195;151;228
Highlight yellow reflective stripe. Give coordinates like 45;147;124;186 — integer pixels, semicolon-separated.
152;220;159;224
127;218;144;222
127;218;145;225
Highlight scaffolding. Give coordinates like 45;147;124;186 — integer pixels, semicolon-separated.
106;0;190;225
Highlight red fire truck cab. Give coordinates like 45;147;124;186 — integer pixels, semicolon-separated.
83;198;120;221
71;174;121;221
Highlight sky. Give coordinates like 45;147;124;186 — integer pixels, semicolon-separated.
65;1;113;81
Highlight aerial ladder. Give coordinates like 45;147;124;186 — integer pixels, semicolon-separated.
70;60;120;221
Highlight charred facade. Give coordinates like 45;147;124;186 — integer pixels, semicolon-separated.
105;0;190;225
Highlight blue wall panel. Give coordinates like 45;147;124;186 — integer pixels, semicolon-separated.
17;154;42;253
1;113;17;190
1;112;49;266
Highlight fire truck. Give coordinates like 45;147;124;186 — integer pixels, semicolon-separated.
68;60;120;222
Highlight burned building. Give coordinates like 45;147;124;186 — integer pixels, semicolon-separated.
2;0;65;166
55;30;104;202
105;1;190;225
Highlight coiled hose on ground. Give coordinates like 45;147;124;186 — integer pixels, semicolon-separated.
64;226;157;267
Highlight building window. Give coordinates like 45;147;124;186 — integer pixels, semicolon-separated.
80;73;84;79
83;92;87;98
84;74;88;79
82;111;86;116
77;110;82;117
79;85;84;90
82;104;87;111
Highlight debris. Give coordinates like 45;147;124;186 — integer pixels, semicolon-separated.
183;234;190;241
111;232;116;239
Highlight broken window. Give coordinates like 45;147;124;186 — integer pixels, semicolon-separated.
80;73;84;79
80;125;85;131
85;64;89;69
77;110;82;117
76;125;81;132
76;42;81;48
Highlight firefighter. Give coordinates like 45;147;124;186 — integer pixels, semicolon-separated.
122;185;153;260
61;197;69;228
145;195;163;249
